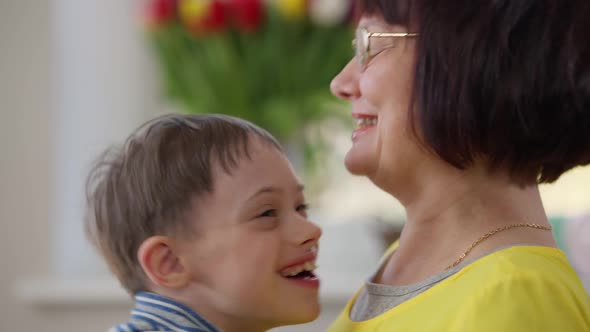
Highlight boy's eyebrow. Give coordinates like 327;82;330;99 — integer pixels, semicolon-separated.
247;184;305;201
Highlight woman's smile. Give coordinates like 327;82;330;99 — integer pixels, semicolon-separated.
352;112;379;141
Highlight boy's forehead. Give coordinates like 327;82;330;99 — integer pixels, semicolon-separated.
212;137;282;173
247;183;305;199
209;144;299;196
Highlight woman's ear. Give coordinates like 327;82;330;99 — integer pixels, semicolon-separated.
138;236;190;289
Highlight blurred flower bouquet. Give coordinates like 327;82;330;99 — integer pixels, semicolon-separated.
143;0;354;175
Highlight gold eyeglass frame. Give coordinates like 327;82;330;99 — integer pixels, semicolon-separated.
353;27;419;71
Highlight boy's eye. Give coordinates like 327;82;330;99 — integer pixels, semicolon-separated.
258;209;277;218
296;203;309;216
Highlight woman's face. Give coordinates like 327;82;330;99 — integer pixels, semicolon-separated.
330;15;426;192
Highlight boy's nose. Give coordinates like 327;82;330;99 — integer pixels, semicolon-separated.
297;218;322;248
330;59;360;101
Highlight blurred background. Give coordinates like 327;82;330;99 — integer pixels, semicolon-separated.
1;1;588;331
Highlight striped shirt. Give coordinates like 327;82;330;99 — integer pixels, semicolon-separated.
110;292;221;332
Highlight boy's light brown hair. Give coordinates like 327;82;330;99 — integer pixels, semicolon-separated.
86;113;282;294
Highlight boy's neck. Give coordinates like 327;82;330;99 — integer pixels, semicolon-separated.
147;291;271;332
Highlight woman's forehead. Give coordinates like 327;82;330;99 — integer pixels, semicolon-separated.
358;16;385;28
359;0;413;25
357;16;407;32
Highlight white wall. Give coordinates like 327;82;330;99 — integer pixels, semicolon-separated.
0;0;144;330
0;0;155;332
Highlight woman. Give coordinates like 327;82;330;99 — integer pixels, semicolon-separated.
328;0;590;331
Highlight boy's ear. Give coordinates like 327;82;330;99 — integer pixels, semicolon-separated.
138;236;190;289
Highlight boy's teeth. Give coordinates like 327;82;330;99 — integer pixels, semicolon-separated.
281;262;317;277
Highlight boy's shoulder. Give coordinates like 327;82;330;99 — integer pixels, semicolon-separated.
110;292;220;332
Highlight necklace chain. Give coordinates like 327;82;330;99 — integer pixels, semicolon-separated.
446;223;553;270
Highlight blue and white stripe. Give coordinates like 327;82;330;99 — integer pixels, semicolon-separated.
110;292;220;332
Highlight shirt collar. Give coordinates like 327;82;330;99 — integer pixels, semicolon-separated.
128;292;221;332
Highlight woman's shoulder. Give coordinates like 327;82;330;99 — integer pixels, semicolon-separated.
463;245;575;281
451;245;590;314
446;246;590;331
328;245;590;332
453;245;585;292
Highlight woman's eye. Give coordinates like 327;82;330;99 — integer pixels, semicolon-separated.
258;209;277;218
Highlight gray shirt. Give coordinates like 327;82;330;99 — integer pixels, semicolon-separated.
350;263;465;321
350;246;519;321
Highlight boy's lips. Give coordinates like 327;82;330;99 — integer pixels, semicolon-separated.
278;250;320;289
279;251;317;274
352;112;378;141
280;261;318;277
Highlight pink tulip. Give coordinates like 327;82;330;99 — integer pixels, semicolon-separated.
144;0;177;27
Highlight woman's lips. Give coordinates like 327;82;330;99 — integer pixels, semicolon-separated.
352;113;378;141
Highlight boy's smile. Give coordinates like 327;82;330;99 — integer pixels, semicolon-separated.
279;247;319;288
173;137;322;332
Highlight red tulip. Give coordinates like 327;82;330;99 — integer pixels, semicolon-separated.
144;0;177;27
201;1;228;31
180;0;229;35
229;0;265;32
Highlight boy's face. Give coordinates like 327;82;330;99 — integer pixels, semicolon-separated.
177;139;322;331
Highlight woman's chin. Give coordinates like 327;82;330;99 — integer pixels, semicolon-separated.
344;150;373;176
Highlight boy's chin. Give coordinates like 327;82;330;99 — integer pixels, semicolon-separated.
278;304;321;326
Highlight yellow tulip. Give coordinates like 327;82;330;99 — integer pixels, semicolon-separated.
275;0;307;20
179;0;211;24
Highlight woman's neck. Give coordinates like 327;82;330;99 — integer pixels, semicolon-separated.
376;166;555;285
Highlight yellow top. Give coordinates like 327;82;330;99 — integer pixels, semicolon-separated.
327;245;590;332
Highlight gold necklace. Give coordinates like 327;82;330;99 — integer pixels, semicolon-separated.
446;223;553;270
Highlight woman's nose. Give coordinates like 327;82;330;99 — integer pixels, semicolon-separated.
330;59;360;101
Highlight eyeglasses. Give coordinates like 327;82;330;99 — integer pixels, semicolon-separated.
353;27;418;71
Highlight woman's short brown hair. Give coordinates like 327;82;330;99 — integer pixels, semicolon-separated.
360;0;590;184
86;114;282;294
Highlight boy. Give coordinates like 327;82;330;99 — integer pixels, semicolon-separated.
86;114;322;332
